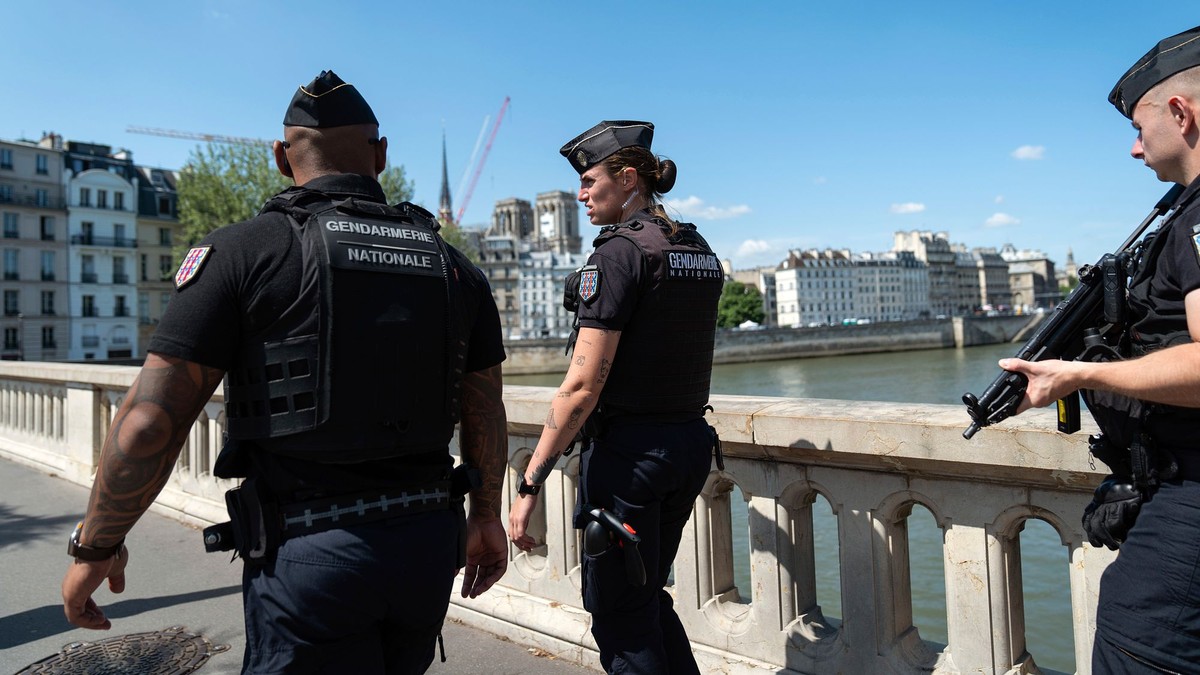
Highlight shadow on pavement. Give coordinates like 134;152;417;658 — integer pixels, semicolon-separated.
0;585;242;649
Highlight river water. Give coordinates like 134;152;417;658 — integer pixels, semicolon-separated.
507;343;1079;672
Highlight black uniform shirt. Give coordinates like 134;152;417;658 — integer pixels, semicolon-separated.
576;235;645;331
149;174;505;493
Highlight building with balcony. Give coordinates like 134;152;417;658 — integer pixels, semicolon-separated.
64;141;138;359
894;230;957;317
775;248;855;327
478;235;521;339
852;250;931;322
134;166;181;357
518;249;589;339
0;135;69;360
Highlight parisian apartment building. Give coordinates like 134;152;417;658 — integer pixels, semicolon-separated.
0;133;183;362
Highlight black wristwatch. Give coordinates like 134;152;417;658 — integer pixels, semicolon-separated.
517;477;542;496
67;522;124;562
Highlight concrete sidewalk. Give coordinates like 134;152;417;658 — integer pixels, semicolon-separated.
0;457;596;674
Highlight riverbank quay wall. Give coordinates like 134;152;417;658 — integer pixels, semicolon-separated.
505;314;1046;374
0;361;1110;674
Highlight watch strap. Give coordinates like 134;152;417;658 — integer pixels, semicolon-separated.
68;522;124;561
517;478;542;496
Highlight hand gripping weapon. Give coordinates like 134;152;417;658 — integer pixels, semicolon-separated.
962;185;1184;440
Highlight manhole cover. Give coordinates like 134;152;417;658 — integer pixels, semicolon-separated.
17;626;230;674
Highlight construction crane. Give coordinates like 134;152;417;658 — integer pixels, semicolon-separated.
127;126;271;146
455;96;509;224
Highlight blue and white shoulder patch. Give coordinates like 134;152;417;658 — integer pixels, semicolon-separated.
578;267;601;305
175;246;213;289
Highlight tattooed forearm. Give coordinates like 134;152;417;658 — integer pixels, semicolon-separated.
545;408;558;429
527;450;563;486
460;364;508;518
574;355;586;367
597;358;611;384
83;355;224;547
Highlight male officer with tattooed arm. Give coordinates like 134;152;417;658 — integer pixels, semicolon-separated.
999;27;1200;672
60;70;509;674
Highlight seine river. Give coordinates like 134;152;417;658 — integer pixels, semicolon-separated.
508;342;1079;673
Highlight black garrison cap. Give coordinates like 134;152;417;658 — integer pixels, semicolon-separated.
1110;25;1200;118
283;70;378;128
559;120;654;174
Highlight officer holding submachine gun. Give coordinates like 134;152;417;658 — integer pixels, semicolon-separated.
963;25;1200;672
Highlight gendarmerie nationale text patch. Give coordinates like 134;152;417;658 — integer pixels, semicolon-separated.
666;250;722;280
318;215;443;277
175;246;213;289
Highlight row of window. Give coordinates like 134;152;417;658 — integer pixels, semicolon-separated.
0;149;49;174
0;250;172;283
0;185;51;206
1;215;171;248
2;326;57;350
77;187;128;210
0;289;170;318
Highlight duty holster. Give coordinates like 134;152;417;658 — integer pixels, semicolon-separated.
581;505;646;586
202;477;281;565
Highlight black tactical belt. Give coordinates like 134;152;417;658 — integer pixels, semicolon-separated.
279;482;453;538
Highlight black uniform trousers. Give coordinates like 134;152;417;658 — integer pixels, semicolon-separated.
577;417;712;675
240;507;461;674
1093;479;1200;674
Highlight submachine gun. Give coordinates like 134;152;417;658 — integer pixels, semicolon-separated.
962;185;1184;440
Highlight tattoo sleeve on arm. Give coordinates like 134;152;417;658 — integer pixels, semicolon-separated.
460;364;508;518
84;354;224;547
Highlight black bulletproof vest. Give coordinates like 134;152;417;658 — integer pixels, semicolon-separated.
1084;186;1200;455
224;189;467;463
587;218;723;418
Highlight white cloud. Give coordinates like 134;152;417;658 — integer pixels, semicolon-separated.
665;195;752;220
1011;145;1045;160
986;212;1020;227
736;240;772;258
813;176;828;185
994;195;1005;204
889;202;926;215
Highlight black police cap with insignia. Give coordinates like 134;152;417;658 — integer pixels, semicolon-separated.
559;120;654;174
283;70;379;128
1110;25;1200;118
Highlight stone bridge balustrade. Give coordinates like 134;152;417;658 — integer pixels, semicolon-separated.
0;364;1116;674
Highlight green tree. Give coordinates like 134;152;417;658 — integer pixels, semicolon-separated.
717;281;766;328
176;142;416;259
177;143;288;251
436;218;478;263
378;163;414;206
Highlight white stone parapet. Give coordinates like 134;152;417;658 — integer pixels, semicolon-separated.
0;363;1111;674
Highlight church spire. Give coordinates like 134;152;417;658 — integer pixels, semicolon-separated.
438;130;454;224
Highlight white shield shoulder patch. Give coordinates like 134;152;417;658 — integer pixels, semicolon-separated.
578;267;601;305
175;246;213;289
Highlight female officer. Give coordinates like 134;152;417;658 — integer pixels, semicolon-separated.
509;120;723;674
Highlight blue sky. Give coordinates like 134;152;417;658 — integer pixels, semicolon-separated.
2;2;1192;270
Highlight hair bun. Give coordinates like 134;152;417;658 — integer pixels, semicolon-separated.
656;159;677;194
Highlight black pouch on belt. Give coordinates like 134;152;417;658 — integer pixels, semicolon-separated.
222;477;281;565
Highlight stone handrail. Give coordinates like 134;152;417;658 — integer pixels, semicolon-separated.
0;362;1112;674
